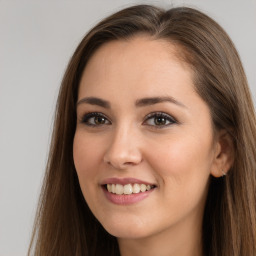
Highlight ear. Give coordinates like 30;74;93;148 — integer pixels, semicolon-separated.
210;129;234;178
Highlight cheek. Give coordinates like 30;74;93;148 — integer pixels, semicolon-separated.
146;134;213;198
149;137;212;172
73;132;106;215
73;132;102;185
146;140;211;223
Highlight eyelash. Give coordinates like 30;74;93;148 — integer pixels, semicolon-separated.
80;112;111;126
143;112;177;128
80;112;177;128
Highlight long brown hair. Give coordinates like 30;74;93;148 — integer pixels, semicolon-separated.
29;4;256;255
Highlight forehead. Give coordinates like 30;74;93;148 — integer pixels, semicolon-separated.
83;35;189;75
78;36;195;100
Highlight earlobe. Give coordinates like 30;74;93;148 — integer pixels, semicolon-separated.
210;130;235;178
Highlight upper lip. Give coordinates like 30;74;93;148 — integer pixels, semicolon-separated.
101;177;156;186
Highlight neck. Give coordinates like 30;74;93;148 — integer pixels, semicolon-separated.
118;211;203;256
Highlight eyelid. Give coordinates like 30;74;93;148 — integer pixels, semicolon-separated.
78;111;177;128
79;112;111;126
143;112;177;127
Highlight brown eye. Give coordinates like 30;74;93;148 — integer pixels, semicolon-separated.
143;112;176;127
81;112;111;126
94;116;107;125
154;116;168;125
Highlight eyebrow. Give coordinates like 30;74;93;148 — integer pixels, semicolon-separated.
76;97;111;108
135;96;187;108
76;96;187;109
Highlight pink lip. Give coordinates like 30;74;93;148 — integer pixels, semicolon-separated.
102;186;155;205
101;177;155;186
100;177;156;205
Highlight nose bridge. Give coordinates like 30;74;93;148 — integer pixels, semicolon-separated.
104;122;142;169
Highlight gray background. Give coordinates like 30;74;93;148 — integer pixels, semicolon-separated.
0;0;255;255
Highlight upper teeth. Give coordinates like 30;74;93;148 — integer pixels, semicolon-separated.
107;183;154;195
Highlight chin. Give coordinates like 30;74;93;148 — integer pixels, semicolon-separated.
101;219;153;239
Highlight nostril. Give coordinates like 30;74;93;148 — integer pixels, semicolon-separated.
103;141;142;169
104;157;142;170
123;161;138;166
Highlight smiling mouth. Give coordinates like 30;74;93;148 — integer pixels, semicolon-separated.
103;183;156;195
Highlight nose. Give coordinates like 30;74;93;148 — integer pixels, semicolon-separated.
103;126;142;170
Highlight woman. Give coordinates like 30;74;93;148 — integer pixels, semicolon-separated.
29;4;256;256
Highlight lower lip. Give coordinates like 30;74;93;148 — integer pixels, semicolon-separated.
102;186;155;205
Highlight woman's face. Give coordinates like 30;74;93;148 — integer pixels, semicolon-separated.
73;36;220;240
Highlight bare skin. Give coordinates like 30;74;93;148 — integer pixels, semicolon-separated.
73;35;234;256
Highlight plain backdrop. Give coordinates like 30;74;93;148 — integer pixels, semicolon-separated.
0;0;255;255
